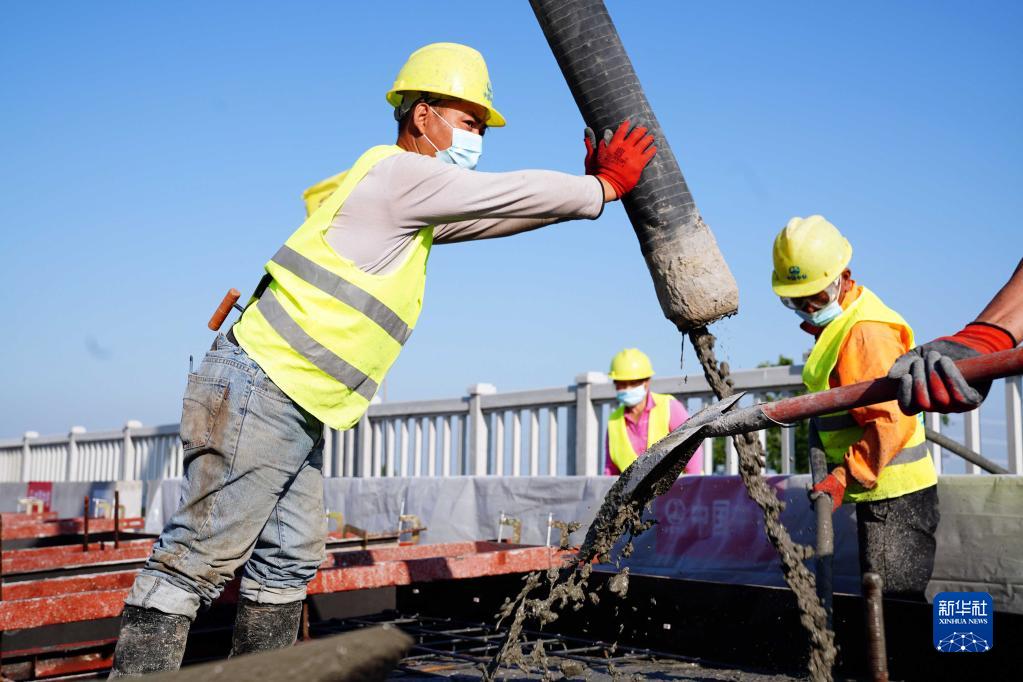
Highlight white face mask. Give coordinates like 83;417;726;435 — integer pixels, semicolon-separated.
780;277;845;326
616;386;647;407
794;299;844;326
421;106;483;170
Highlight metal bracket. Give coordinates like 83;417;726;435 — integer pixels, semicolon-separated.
398;514;424;545
93;499;126;520
17;498;45;515
546;516;579;549
496;511;522;544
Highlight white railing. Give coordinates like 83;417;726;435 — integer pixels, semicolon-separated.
2;368;1021;482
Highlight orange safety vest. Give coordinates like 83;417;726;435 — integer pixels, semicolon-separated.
803;287;937;503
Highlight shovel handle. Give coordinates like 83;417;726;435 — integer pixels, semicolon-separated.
762;346;1023;425
207;288;241;331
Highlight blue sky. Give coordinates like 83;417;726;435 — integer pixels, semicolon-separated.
2;1;1021;442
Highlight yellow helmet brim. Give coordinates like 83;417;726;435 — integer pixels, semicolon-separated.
387;89;505;127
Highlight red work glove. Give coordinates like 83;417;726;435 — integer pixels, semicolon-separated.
810;472;846;514
587;119;656;198
887;322;1017;415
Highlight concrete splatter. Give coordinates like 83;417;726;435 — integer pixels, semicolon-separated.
484;330;835;682
689;328;836;682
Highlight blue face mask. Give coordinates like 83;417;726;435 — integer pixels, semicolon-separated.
424;107;483;170
795;299;844;326
616;386;647;407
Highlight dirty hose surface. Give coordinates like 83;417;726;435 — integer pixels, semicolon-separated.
529;0;738;331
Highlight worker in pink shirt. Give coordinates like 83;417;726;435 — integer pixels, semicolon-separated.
604;348;702;476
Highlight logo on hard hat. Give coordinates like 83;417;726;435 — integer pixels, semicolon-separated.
484;81;493;105
787;265;808;282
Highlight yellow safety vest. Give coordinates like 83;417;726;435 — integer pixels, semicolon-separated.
607;393;673;474
234;145;433;429
802;287;937;504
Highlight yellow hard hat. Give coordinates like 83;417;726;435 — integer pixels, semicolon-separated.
387;42;505;127
608;348;655;382
771;215;853;297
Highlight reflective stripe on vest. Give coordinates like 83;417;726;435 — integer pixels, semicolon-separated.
269;245;413;344
253;287;378;402
607;393;672;474
802;286;937;503
233;145;433;429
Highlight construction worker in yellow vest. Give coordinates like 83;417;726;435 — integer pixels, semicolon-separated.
772;215;939;599
604;348;702;476
109;43;657;676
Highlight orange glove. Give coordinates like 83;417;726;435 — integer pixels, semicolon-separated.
587;119;656;198
810;472;846;513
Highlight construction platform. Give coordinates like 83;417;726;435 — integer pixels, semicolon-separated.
3;508;1021;681
4;472;1023;680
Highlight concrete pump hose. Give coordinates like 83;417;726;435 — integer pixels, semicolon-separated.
530;0;739;331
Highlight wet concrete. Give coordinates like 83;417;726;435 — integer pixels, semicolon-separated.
689;329;836;682
485;330;835;681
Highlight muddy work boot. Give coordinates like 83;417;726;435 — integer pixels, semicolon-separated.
108;605;191;677
229;598;304;656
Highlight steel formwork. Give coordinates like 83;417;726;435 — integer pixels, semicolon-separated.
3;510;1021;681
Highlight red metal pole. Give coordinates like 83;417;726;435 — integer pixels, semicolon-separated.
114;491;120;549
762;346;1023;425
82;496;90;552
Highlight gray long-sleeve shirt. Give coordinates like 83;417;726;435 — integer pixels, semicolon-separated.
325;151;605;275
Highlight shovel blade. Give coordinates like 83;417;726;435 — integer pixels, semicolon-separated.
620;392;745;500
577;392;744;562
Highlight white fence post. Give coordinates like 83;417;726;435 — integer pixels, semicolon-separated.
781;426;795;474
321;426;334;477
468;383;496;475
1007;376;1023;474
356;416;372;478
964;408;982;475
573;372;603;476
121;420;141;481
66;426;85;481
21;431;38;481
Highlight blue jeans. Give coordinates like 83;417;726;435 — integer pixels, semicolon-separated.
126;334;326;618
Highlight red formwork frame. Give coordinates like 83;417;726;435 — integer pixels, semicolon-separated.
0;542;570;631
2;517;145;540
2;539;155;575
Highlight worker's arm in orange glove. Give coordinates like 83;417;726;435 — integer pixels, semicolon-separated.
813;321;919;510
889;258;1022;414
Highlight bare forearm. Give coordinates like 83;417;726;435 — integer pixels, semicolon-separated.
975;258;1023;341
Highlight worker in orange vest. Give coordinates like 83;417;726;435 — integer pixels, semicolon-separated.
772;215;939;597
604;348;702;476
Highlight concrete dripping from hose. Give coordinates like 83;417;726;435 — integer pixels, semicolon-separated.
688;327;837;682
483;504;652;681
483;330;835;681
